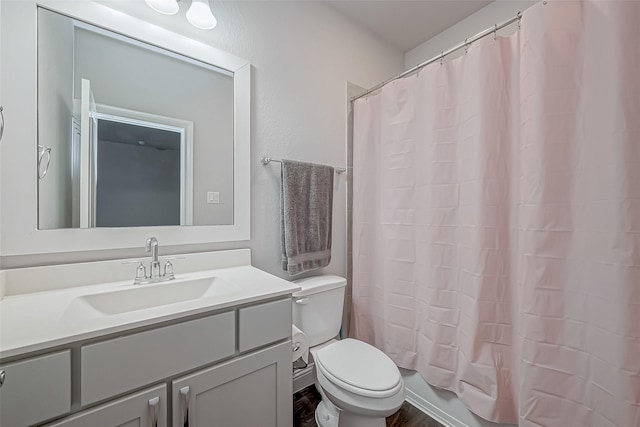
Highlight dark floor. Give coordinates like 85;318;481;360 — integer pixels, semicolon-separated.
294;385;444;427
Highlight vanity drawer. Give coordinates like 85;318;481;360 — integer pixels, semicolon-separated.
81;311;235;406
238;298;291;352
0;350;71;427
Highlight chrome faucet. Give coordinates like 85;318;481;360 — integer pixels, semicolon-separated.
146;237;161;279
130;237;177;285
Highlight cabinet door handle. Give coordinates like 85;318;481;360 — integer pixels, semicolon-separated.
148;396;160;427
0;370;5;388
0;106;4;143
180;386;190;427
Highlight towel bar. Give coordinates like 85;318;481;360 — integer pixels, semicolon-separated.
260;157;346;174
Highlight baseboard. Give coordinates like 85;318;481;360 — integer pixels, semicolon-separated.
405;388;467;427
293;363;315;394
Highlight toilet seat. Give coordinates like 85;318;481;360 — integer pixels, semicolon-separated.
315;339;402;398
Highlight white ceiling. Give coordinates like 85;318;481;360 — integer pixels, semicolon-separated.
326;0;493;52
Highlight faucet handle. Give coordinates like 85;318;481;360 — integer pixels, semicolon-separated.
134;262;147;284
122;260;148;284
163;260;175;279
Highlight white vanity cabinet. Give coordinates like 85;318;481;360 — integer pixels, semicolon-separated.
1;297;293;427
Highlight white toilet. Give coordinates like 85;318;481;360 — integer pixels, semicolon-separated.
292;275;405;427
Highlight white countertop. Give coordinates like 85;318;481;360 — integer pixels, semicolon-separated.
0;252;300;360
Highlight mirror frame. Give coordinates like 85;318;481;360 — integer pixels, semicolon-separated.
0;0;250;256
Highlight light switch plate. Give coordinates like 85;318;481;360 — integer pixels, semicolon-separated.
207;192;220;204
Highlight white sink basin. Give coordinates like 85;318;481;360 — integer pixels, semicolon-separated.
65;277;241;317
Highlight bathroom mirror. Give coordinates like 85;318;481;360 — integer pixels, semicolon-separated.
37;8;234;229
0;0;250;256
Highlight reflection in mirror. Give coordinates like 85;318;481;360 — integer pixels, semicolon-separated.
94;115;186;227
37;7;234;230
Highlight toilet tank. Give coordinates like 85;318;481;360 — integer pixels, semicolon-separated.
292;275;347;347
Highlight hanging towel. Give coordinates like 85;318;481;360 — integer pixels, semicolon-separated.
280;159;334;275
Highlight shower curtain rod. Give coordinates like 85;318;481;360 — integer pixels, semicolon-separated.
350;11;523;102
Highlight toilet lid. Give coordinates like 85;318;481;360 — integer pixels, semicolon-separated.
316;339;401;394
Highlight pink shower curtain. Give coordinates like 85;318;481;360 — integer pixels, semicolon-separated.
351;1;640;426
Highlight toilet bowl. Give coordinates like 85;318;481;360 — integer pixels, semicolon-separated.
292;276;405;427
312;339;405;427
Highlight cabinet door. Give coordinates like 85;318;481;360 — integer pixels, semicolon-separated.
46;384;167;427
0;350;71;427
172;341;292;427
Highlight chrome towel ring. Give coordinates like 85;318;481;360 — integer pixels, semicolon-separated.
38;145;52;179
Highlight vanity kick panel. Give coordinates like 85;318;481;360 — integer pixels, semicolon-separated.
238;298;291;352
0;350;71;427
81;312;235;406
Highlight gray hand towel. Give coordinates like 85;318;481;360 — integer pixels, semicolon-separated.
281;159;334;275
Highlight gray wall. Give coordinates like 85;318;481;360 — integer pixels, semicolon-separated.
74;27;234;226
37;8;74;230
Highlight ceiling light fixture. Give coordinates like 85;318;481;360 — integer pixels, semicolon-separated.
145;0;217;30
144;0;179;16
186;0;217;30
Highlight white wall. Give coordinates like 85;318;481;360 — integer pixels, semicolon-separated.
37;8;74;229
401;2;538;426
405;0;538;69
1;0;404;282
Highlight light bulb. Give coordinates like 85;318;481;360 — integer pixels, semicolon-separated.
145;0;179;15
186;0;217;30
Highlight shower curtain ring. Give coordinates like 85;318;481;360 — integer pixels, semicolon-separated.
464;38;470;54
494;24;498;40
440;52;445;66
517;11;522;29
